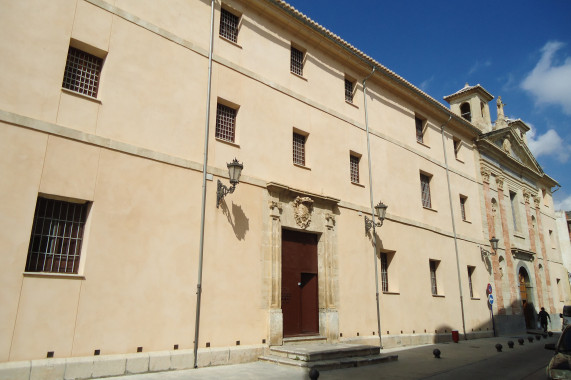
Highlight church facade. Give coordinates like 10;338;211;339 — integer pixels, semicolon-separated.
0;0;567;377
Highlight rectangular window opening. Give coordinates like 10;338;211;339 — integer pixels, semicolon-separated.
219;8;240;43
215;103;237;143
467;266;475;298
420;173;432;209
62;46;103;98
345;78;355;103
429;260;439;295
415;116;425;143
510;191;519;231
293;132;306;166
25;197;89;274
350;154;360;183
290;45;304;76
453;138;461;159
381;252;389;292
460;195;467;221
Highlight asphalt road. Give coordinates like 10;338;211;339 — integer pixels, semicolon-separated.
105;334;559;380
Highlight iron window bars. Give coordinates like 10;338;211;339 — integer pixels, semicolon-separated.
350;154;360;183
345;79;354;103
220;8;239;43
62;47;103;98
215;103;236;142
26;197;88;274
290;46;304;76
420;173;432;208
293;132;306;166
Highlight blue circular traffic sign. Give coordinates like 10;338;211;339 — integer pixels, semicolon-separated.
487;283;493;294
488;294;494;305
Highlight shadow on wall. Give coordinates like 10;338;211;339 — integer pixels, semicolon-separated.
221;201;249;240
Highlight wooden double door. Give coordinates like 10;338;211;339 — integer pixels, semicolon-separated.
281;229;319;337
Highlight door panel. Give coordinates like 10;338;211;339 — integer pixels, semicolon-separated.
282;229;318;337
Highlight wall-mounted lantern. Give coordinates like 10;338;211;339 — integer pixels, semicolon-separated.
216;158;243;208
364;201;388;233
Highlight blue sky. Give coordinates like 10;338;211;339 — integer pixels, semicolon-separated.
285;0;571;211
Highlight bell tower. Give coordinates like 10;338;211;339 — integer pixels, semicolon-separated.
444;83;494;133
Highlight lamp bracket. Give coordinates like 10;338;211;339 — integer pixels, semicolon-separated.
217;179;236;208
364;215;382;234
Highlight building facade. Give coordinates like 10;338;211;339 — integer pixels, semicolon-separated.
0;0;567;377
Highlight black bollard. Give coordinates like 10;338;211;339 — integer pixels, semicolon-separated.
535;335;541;341
433;348;441;358
528;336;534;342
309;368;320;380
518;338;524;345
507;341;514;348
495;343;503;352
549;331;554;337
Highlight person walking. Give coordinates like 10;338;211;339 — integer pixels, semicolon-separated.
538;307;551;332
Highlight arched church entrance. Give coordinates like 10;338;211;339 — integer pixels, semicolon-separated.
519;267;536;329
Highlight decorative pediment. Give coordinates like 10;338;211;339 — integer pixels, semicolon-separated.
477;127;543;176
511;248;535;262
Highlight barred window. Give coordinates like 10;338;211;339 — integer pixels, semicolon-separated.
453;137;461;159
345;78;354;103
290;46;304;76
415;116;424;143
460;196;467;221
430;260;438;295
26;197;89;274
350;154;360;183
62;47;103;98
293;132;306;166
467;266;475;298
420;173;432;208
219;8;239;43
215;103;236;142
380;252;388;293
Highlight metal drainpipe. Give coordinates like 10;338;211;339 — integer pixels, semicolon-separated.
440;115;467;340
363;66;383;348
193;0;215;368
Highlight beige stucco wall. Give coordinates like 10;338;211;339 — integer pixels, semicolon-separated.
0;0;565;366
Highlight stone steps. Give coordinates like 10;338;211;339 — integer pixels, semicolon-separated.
259;343;398;371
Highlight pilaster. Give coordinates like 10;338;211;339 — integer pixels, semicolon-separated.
534;197;555;313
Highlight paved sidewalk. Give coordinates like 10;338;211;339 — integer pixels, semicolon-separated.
103;333;559;380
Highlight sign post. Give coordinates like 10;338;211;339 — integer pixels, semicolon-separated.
486;283;496;337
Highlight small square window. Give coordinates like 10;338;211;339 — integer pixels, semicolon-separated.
215;103;237;143
460;195;467;221
350;154;360;183
345;78;355;103
25;197;89;274
453;138;461;159
62;46;103;98
219;8;240;43
420;173;432;209
415;116;425;143
467;266;475;298
290;46;304;76
293;132;306;166
429;260;440;295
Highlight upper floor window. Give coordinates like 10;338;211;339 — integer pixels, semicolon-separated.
219;8;240;43
460;195;468;221
460;102;471;122
62;46;103;98
509;191;519;231
215;103;237;143
415;116;425;143
350;153;360;183
290;45;305;76
345;78;355;103
420;173;432;209
429;260;440;295
467;266;475;298
293;132;306;166
453;137;461;160
380;252;389;292
25;197;89;274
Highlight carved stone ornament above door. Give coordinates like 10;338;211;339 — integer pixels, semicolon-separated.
293;196;313;229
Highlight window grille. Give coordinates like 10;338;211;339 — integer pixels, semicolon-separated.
25;197;88;274
290;46;304;76
345;79;354;103
460;196;467;221
430;260;438;295
220;8;239;43
381;252;388;292
468;266;474;298
420;174;432;208
415;117;424;143
350;155;359;183
215;103;236;142
293;132;305;166
453;138;461;158
62;47;103;98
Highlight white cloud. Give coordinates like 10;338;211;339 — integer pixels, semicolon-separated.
468;59;492;75
554;194;571;211
419;76;434;92
527;125;570;163
521;41;571;115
